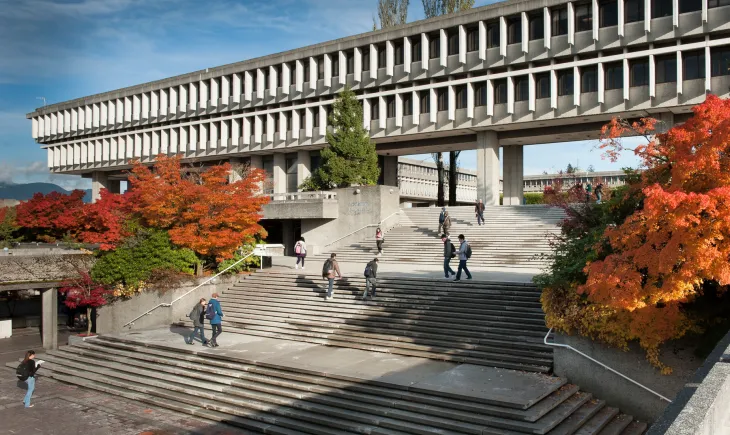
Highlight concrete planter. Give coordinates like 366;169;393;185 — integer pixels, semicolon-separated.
0;319;11;338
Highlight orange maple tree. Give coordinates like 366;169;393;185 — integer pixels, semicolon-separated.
127;155;269;260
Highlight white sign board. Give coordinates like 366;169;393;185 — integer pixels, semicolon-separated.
253;244;285;257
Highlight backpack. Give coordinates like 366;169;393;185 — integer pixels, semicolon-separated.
295;243;302;255
450;242;457;258
322;259;332;278
465;243;473;259
364;263;372;278
16;362;29;380
205;302;216;320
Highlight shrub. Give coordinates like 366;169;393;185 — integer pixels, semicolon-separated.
217;245;261;275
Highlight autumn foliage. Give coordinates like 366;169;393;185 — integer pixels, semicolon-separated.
15;190;86;242
59;272;112;336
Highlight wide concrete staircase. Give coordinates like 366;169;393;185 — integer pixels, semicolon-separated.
311;206;564;269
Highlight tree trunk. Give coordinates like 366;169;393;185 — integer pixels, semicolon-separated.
448;151;458;206
86;307;92;337
436;153;445;207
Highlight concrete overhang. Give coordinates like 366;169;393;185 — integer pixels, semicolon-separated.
263;199;339;220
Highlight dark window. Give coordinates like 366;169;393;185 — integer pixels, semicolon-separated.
709;0;730;7
386;96;396;118
679;0;702;12
262;116;267;134
455;85;468;109
313;111;319;128
558;69;575;95
552;7;569;35
362;49;370;72
625;0;645;22
317;57;324;80
600;0;618;27
403;93;413;116
711;46;730;76
486;22;500;47
274;113;280;132
437;88;448;111
290;63;296;85
371;99;379;120
448;29;459;55
581;66;598;92
303;62;310;82
429;34;440;59
605;62;623;90
630;59;649;86
378;46;387;69
420;90;430;113
394;42;404;65
332;55;339;77
346;51;354;74
412;37;422;62
507;16;522;44
656;54;677;83
536;73;551;99
494;79;508;103
299;110;305;129
515;76;529;101
684;50;705;80
286;112;291;131
475;83;487;106
575;3;593;32
529;12;544;40
467;26;479;52
652;0;672;17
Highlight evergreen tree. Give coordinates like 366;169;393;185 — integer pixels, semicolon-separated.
302;87;380;189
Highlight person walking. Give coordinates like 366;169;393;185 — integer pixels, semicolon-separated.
363;257;379;299
454;234;472;282
16;350;41;408
322;253;341;301
207;293;224;347
375;227;384;256
294;237;307;270
186;298;208;346
438;207;446;234
585;183;592;203
475;199;485;226
442;211;452;237
442;234;456;278
594;183;604;204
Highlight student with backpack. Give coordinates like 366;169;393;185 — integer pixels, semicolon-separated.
442;234;456;278
594;183;604;204
363;257;379;299
206;293;224;347
454;234;472;281
16;350;41;408
375;228;384;256
322;253;341;301
438;207;446;235
186;298;208;346
294;237;307;270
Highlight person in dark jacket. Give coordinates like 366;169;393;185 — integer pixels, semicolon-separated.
186;298;208;346
363;257;379;299
438;207;446;234
475;199;485;226
442;234;456;278
17;350;40;408
595;183;604;204
208;293;224;347
442;211;452;237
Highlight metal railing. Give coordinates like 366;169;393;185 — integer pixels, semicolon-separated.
268;191;337;201
324;210;401;248
123;251;255;328
543;328;672;403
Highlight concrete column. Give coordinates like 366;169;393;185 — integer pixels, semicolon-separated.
250;155;263;194
91;171;109;203
282;220;295;256
656;112;675;133
41;288;58;350
297;150;311;189
476;131;500;206
273;153;286;194
228;157;243;183
383;156;398;187
503;145;524;206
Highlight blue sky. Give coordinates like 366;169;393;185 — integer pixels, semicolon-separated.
0;0;642;190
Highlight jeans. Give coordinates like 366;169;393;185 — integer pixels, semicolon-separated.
476;212;484;226
596;192;602;204
210;324;222;345
443;257;455;277
296;255;305;267
364;277;377;298
456;260;472;280
187;326;206;344
376;240;383;253
24;376;35;407
327;278;335;298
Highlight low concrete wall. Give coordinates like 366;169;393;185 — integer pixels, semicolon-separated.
647;330;730;435
0;254;94;283
553;333;703;423
95;275;239;334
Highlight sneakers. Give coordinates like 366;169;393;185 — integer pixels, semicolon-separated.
301;266;305;270
454;279;461;282
295;264;299;270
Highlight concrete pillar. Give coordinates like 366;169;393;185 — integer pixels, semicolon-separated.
476;131;500;206
656;112;675;134
383;156;398;187
228;157;243;183
41;288;58;350
108;180;121;194
503;145;524;206
249;155;263;194
91;171;109;203
273;153;286;194
282;220;295;256
297;150;311;189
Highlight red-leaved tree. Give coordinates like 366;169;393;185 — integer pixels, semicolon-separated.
15;190;86;242
58;272;111;336
75;189;130;250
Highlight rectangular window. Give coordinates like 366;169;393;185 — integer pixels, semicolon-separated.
605;62;623;90
346;51;354;74
429;34;440;59
683;50;705;80
290;63;296;85
386;96;396;118
378;46;387;69
630;59;649;86
536;73;551;99
711;46;730;76
581;66;598;92
419;90;430;113
455;85;468;109
558;69;575;95
317;57;324;80
655;55;677;83
507;16;522;44
303;62;310;82
437;88;448;111
313;111;319;128
412;37;422;62
494;79;508;103
652;0;673;17
286;112;291;131
625;0;645;22
467;26;479;52
403;93;413;116
679;0;702;12
709;0;730;7
448;29;459;55
371;99;380;120
529;12;544;40
600;0;618;27
475;83;487;106
332;56;339;77
487;22;500;48
552;7;569;35
362;49;370;72
514;76;529;101
394;42;404;65
575;3;593;32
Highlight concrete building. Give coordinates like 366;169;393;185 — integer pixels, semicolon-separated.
27;0;730;211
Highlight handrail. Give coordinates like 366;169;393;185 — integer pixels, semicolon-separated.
324;210;401;248
123;251;255;328
543;328;672;403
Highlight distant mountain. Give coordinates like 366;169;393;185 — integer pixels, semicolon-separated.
0;183;92;203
